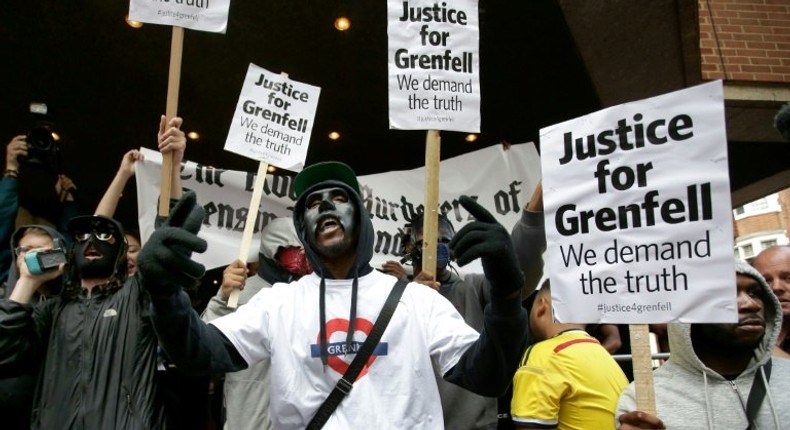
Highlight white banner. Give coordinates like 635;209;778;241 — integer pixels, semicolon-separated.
387;0;480;132
224;64;320;171
129;0;231;34
541;80;736;324
136;143;541;272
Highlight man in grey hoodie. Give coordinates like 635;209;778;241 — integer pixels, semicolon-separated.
616;259;790;429
201;217;310;430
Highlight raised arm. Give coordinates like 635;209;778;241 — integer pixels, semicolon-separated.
444;196;530;396
511;180;545;298
95;149;143;217
0;136;25;284
0;250;62;374
138;191;246;374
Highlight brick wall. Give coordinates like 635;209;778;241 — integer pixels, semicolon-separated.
736;211;783;236
779;188;790;240
699;0;790;83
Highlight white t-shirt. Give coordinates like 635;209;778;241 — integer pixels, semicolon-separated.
210;270;480;429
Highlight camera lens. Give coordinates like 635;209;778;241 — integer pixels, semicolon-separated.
26;127;54;150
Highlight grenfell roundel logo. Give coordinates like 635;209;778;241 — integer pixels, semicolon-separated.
310;318;389;378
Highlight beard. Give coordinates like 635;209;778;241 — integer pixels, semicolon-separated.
311;233;356;260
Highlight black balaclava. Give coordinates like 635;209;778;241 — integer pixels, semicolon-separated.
68;215;126;280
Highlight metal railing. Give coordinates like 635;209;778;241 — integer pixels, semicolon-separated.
612;353;671;362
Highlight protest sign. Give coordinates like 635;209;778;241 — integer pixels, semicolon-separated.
129;0;231;34
224;64;320;172
540;80;736;325
387;0;480;132
136;142;541;271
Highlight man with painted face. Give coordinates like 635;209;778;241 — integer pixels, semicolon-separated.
138;161;530;429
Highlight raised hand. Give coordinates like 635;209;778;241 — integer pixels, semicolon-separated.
138;191;207;296
221;259;247;300
618;411;666;429
158;115;186;163
449;195;523;299
6;135;27;172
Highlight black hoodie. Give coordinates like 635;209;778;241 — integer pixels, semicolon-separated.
0;225;67;430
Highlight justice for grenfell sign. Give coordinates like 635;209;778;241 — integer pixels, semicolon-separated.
387;0;481;132
224;64;320;171
540;80;737;325
128;0;231;33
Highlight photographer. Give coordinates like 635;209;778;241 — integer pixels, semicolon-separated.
0;114;186;429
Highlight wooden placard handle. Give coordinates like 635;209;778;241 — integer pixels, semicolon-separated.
629;324;657;415
158;26;184;217
421;130;441;280
227;161;269;309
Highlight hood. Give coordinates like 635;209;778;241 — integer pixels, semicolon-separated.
257;217;304;284
293;179;374;279
6;224;68;297
62;215;128;299
667;258;781;376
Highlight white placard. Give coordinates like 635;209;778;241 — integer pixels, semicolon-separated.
387;0;481;132
136;142;541;271
541;80;737;324
224;64;320;171
129;0;231;34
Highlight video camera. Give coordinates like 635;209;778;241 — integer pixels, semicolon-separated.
24;248;67;275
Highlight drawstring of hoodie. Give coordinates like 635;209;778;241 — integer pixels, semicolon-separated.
347;276;358;354
318;275;360;367
319;278;328;367
703;371;714;430
760;366;781;430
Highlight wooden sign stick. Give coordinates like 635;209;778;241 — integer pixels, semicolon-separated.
629;324;657;415
158;26;184;217
228;161;269;309
421;130;441;281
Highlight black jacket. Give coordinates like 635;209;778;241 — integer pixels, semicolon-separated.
0;276;165;429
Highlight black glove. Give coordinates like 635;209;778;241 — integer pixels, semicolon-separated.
138;191;207;296
449;195;523;299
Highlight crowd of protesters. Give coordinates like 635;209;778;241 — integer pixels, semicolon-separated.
0;115;788;430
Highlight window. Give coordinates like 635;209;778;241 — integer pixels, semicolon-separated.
761;240;777;250
750;198;769;211
742;244;754;258
734;206;745;216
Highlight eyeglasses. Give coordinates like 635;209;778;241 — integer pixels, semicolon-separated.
75;230;115;242
14;246;34;256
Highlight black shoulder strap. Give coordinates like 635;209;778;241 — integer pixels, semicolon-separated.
745;359;772;430
306;278;409;430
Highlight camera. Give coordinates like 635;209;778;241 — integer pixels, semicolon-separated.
24;248;67;275
22;102;62;173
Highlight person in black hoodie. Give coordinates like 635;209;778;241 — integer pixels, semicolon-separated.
0;112;187;429
0;224;66;430
0;215;169;429
138;161;530;429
